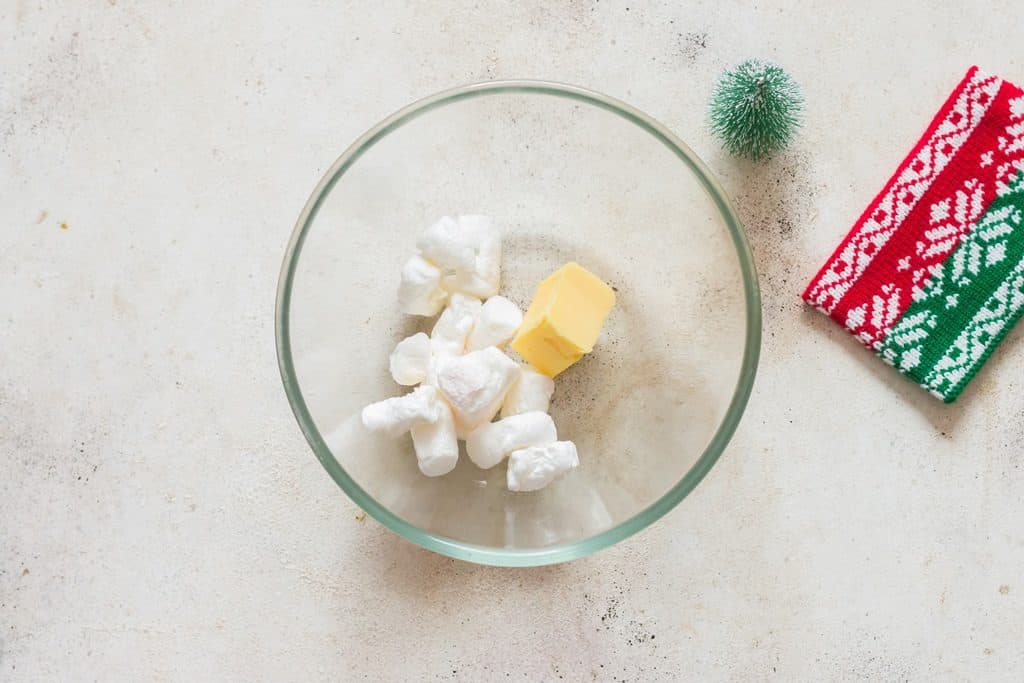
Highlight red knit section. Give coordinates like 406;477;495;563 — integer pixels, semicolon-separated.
830;79;1024;348
803;67;1002;313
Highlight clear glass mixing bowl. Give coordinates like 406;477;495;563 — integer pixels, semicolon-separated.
276;80;761;566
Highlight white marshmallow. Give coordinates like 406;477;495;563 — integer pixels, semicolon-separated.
389;333;431;386
424;353;445;389
435;347;518;433
507;441;579;492
361;385;441;437
397;255;447;316
416;215;478;272
501;365;555;417
410;399;458;477
440;215;502;298
466;295;523;351
465;411;557;470
430;293;481;357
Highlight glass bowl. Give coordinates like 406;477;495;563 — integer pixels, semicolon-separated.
276;80;760;566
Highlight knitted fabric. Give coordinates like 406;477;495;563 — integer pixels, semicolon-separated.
804;67;1024;402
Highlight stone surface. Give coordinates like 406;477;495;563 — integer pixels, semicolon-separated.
2;2;1022;680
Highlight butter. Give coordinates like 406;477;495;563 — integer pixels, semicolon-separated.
511;262;615;377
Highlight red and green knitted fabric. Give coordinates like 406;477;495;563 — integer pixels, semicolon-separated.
804;67;1024;402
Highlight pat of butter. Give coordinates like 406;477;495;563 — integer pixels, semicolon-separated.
511;262;615;377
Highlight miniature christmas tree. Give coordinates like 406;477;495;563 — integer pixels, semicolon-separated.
709;59;803;160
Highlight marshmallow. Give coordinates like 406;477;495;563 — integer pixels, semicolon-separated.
389;333;431;386
439;215;502;299
466;295;523;351
417;215;478;272
424;353;444;389
430;293;482;357
507;441;579;492
397;255;447;316
361;385;441;437
435;347;518;433
501;365;555;417
410;399;459;477
465;411;557;470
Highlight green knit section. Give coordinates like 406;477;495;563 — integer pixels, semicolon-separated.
878;169;1024;401
925;248;1024;400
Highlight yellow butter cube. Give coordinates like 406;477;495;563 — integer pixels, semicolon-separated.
511;262;616;377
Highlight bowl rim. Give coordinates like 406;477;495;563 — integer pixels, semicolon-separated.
275;79;762;567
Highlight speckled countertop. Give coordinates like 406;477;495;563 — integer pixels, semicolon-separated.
2;2;1022;680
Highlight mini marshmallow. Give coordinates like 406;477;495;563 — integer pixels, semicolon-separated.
506;440;579;492
465;411;557;470
440;215;501;299
435;347;518;433
501;365;555;417
361;385;441;437
430;293;482;357
397;255;447;316
389;332;431;386
466;295;523;351
410;399;458;477
416;215;478;272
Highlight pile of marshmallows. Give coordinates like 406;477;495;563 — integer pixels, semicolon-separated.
361;215;579;492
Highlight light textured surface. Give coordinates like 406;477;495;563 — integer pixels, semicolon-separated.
2;1;1023;680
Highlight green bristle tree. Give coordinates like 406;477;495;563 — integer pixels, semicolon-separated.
709;59;803;160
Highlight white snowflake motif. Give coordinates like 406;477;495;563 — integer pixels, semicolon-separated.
986;241;1008;267
1011;95;1024;119
900;347;922;370
946;293;959;309
897;256;912;272
930;199;951;223
846;305;867;330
